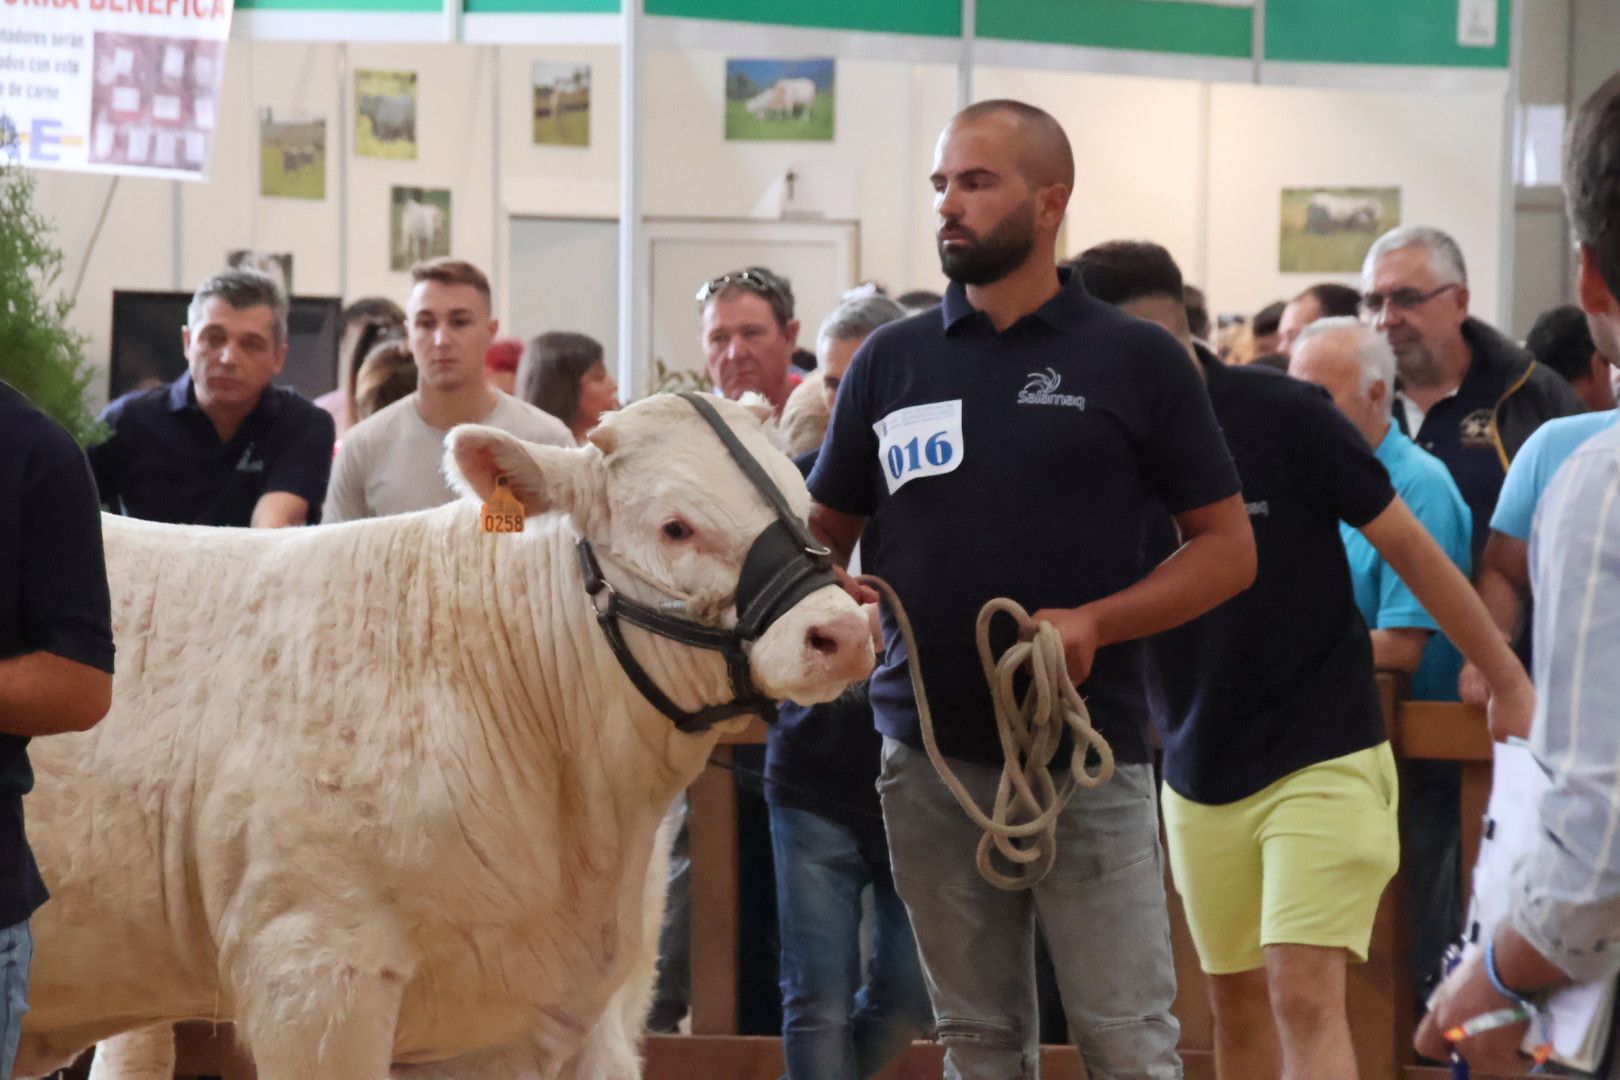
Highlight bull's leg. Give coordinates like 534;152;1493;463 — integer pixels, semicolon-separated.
230;913;410;1080
86;1025;176;1080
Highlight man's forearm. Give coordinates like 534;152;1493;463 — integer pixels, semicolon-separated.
1370;627;1428;675
0;652;111;736
1084;497;1256;647
1475;565;1525;642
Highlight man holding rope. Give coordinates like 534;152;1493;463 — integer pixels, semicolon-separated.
808;100;1257;1079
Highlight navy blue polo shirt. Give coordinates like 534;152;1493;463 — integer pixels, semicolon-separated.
808;270;1241;769
0;381;115;927
766;449;888;861
1148;359;1395;805
90;373;335;527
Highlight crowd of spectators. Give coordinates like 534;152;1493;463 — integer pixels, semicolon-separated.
8;70;1620;1080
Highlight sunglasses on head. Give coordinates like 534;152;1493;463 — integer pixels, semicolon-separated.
695;269;786;308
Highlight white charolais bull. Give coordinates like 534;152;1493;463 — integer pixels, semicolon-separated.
16;394;874;1079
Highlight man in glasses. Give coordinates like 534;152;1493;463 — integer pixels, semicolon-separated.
1361;225;1581;566
697;266;802;413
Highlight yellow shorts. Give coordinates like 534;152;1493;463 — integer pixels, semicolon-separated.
1162;743;1400;975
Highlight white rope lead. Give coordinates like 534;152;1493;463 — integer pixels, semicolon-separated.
860;578;1115;891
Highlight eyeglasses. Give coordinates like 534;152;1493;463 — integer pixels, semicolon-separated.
695;269;787;309
1360;283;1460;318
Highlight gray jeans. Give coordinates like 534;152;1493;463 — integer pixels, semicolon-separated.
879;737;1181;1080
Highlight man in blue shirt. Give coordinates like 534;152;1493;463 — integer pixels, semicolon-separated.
90;269;335;528
809;100;1258;1080
1288;317;1474;1014
0;382;115;1075
1073;239;1531;1080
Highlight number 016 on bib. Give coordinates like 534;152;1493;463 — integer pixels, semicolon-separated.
873;400;965;494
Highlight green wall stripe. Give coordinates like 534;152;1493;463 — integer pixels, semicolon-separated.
463;0;617;12
977;0;1251;59
644;0;960;38
1265;0;1510;69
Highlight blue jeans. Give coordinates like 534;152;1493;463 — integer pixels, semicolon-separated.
0;920;30;1078
879;738;1181;1080
769;803;934;1080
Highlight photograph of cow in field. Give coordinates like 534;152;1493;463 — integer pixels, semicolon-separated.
724;57;835;142
258;109;326;199
533;60;591;147
390;186;451;270
11;395;875;1080
355;68;418;160
1278;185;1401;272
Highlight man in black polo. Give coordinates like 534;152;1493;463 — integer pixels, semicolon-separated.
808;100;1258;1080
0;382;114;1075
90;268;335;528
1073;240;1532;1080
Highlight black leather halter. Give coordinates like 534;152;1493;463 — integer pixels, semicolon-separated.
577;392;838;733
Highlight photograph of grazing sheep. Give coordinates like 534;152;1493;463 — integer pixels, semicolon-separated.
724;57;834;142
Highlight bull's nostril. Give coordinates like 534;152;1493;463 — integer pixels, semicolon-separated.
807;629;839;656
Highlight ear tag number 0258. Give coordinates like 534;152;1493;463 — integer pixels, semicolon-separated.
481;476;525;534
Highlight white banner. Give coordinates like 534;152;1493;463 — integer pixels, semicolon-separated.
0;0;234;180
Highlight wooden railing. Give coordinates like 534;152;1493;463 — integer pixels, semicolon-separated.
146;679;1518;1080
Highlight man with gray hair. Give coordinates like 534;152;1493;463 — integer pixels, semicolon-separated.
780;294;908;455
1361;225;1580;566
1290;318;1473;1007
90;268;335;528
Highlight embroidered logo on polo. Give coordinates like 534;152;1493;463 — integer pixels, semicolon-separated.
873;400;964;494
235;446;266;474
1245;501;1270;517
1459;408;1495;449
1017;368;1086;411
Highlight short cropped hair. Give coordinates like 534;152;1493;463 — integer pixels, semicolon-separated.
819;295;907;346
409;258;492;309
1184;284;1211;340
1253;301;1286;337
1071;241;1184;306
1526;305;1598;384
341;295;405;327
896;289;943;313
1362;225;1469;288
1296;316;1397;395
1566;71;1620;298
188;268;289;347
953;99;1075;190
1297;282;1363;319
516;331;605;429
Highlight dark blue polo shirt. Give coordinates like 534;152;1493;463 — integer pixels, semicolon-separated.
0;382;115;927
766;449;888;862
90;373;335;527
808;269;1241;769
1148;359;1395;805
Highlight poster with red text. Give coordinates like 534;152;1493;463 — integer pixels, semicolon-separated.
0;0;234;180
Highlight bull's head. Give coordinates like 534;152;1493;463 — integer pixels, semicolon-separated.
445;394;874;722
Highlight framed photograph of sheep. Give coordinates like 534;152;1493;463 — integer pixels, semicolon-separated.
724;58;835;142
355;69;417;160
1278;186;1401;273
259;110;325;200
389;187;451;271
532;61;590;147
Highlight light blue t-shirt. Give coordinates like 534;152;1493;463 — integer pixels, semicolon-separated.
1342;427;1472;701
1491;410;1620;542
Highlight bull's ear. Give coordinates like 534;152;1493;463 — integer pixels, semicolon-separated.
444;425;602;519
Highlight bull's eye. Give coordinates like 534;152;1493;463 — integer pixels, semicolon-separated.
661;519;695;542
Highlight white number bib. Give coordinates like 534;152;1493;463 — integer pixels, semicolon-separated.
873;400;964;494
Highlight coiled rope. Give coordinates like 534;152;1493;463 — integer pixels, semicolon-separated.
859;576;1116;891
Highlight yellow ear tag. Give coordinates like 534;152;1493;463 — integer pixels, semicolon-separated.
480;476;525;534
